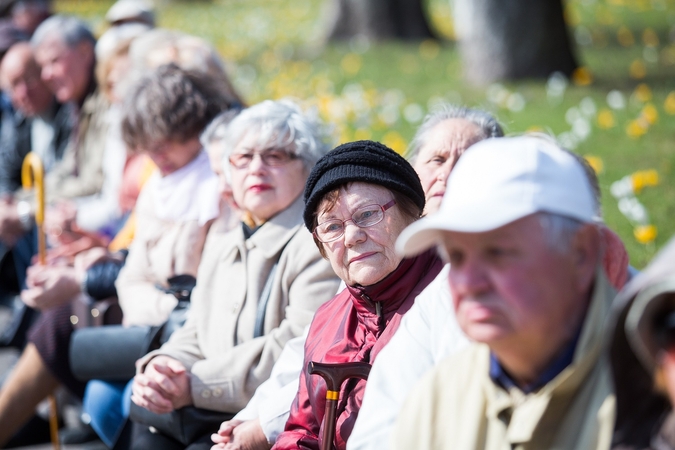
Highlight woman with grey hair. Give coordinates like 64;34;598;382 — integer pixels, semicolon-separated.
130;99;340;449
406;105;503;215
0;63;240;448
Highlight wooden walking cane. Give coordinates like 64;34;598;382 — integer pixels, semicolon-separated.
22;152;61;450
308;361;371;450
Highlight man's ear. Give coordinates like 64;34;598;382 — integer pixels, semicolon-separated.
572;223;601;294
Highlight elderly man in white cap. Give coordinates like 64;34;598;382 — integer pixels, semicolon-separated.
392;135;617;450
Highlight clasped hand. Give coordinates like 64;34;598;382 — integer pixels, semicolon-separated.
132;356;193;414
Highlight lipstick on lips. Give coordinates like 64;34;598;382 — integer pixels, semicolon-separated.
248;184;273;193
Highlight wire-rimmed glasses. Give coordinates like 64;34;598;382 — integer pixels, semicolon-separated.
313;199;397;243
229;149;298;169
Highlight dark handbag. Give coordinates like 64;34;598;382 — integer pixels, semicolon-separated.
128;261;281;444
69;275;195;382
71;255;127;330
128;403;234;446
70;325;160;381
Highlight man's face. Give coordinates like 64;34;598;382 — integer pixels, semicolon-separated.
1;48;53;116
34;33;92;103
440;214;591;355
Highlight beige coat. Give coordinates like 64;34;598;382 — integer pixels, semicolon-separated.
393;269;617;450
115;178;212;326
45;89;109;201
137;196;340;412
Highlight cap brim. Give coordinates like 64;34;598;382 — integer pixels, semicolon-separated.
396;202;540;257
397;214;452;257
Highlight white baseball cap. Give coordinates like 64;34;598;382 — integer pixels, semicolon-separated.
397;136;597;256
106;0;155;26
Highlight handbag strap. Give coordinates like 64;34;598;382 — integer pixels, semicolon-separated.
254;261;278;338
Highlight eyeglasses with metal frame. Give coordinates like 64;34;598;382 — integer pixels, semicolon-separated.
313;199;397;243
229;149;299;169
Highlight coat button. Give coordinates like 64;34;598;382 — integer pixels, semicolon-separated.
201;389;211;399
213;388;223;397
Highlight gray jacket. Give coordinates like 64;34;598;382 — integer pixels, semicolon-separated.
0;98;73;194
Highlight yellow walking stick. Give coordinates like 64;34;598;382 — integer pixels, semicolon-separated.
21;152;60;450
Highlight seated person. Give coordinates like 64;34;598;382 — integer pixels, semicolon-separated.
130;99;341;449
609;236;675;448
393;136;618;449
0;63;237;447
213;104;504;450
0;42;70;200
347;139;631;450
0;16;101;297
273;141;444;450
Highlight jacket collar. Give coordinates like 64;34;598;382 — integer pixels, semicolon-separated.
347;248;440;325
484;267;616;443
244;194;305;259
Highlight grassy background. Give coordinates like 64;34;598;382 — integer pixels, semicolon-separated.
55;0;675;268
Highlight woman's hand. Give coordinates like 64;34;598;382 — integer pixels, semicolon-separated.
20;264;81;310
211;418;270;450
131;356;192;414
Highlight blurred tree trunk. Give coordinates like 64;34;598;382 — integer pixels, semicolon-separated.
325;0;436;41
453;0;577;85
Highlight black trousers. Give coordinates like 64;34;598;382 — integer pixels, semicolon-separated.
129;423;213;450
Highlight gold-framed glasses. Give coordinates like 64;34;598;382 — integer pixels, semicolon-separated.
313;199;396;243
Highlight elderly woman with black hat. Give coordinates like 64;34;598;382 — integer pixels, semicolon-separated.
272;141;444;450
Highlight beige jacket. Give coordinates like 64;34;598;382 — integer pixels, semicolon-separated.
45;89;109;201
393;269;617;450
115;179;212;326
137;196;340;412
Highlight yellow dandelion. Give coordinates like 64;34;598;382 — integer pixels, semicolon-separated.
584;155;604;174
382;131;408;155
572;67;593;86
341;54;363;76
626;120;648;139
629;60;647;79
597;109;616;129
526;125;544;133
641;103;658;124
633;83;652;102
664;92;675;114
617;25;635;47
419;40;440;60
634;225;657;244
631;169;659;192
642;28;660;47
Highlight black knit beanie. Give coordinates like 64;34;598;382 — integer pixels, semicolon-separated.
303;140;425;231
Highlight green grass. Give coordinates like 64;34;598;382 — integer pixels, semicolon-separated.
55;0;675;268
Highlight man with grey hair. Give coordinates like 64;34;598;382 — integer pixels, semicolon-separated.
0;16;104;346
0;42;71;245
392;136;617;449
30;15;108;220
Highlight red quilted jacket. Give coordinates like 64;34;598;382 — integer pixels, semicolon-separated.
274;249;443;450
